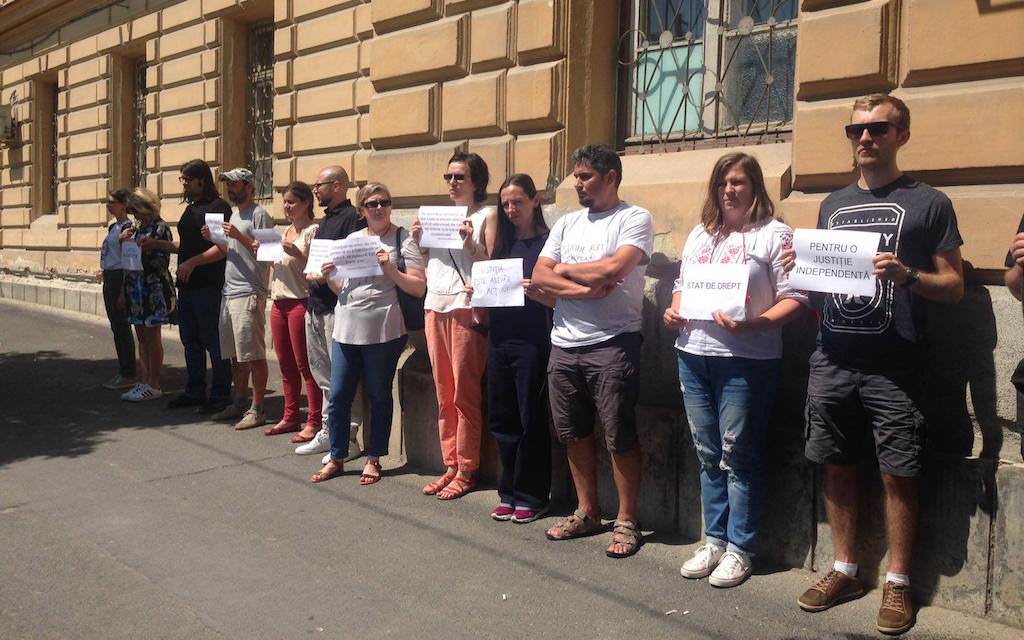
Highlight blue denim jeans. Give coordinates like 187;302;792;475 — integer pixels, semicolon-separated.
328;336;407;461
677;351;780;556
177;287;232;402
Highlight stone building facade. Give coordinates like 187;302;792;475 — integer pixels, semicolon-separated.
1;0;1023;629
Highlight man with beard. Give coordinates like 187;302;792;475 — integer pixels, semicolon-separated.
787;94;964;635
201;168;274;430
150;159;234;413
295;165;367;458
531;144;653;560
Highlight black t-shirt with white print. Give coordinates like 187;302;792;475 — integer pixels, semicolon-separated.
815;175;963;364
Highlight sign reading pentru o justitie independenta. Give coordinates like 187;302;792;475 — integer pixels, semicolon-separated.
790;229;881;297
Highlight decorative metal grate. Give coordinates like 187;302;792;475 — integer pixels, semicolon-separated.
133;60;148;189
619;0;798;152
49;82;58;212
247;21;274;203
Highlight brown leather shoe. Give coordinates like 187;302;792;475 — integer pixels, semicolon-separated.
876;581;914;635
797;570;865;612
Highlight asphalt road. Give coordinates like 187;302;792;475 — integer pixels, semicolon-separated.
0;299;1016;640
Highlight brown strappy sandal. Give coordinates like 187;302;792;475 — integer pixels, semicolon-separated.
436;474;475;500
606;520;642;558
359;459;382;486
310;460;343;484
422;468;457;495
545;509;603;541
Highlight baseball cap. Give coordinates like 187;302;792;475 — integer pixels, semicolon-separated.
218;168;254;182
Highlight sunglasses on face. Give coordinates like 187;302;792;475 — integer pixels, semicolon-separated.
844;121;899;140
362;199;391;209
443;173;466;182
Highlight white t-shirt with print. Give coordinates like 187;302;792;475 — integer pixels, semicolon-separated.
540;202;654;349
673;218;808;360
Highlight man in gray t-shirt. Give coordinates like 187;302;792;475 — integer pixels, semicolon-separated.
533;144;653;560
203;168;274;430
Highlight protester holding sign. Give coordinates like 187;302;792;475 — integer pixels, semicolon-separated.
267;182;322;441
409;152;497;500
121;188;176;402
663;152;807;588
99;189;138;390
473;174;555;523
783;95;963;636
310;183;426;484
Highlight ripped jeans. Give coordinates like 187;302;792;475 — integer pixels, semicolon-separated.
677;351;780;556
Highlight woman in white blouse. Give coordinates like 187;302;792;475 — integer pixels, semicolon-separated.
663;152;807;589
311;183;426;484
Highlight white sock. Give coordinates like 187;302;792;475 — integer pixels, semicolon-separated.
885;572;910;586
833;560;858;577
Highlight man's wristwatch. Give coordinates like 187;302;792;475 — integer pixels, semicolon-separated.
901;267;920;288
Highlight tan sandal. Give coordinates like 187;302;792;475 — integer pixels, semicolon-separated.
545;509;603;541
310;460;343;483
436;474;475;500
359;459;382;486
606;519;642;558
422;468;457;495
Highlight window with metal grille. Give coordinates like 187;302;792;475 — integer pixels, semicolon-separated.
133;60;148;188
620;0;798;151
247;21;274;203
49;82;58;211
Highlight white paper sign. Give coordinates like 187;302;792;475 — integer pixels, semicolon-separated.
331;236;384;279
205;213;226;244
418;206;467;249
121;240;142;272
254;228;283;262
304;239;335;274
790;229;880;297
470;259;525;308
677;263;749;321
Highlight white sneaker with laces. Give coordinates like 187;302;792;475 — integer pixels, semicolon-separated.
104;374;138;390
120;383;145;401
709;550;752;588
296;427;330;455
680;543;726;579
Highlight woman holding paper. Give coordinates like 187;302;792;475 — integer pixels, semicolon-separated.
663;152;807;588
99;189;139;390
311;182;426;484
411;152;496;500
120;188;176;402
480;173;556;523
267;181;322;438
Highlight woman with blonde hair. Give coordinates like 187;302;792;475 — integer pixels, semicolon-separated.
663;152;807;587
311;182;426;484
120;188;176;402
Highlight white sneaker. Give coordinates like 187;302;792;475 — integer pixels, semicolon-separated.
321;452;331;465
295;427;330;455
709;550;752;588
123;384;163;402
103;374;138;390
680;543;726;579
120;383;145;401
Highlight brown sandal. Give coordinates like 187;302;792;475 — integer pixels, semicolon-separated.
606;519;642;558
422;469;457;495
310;460;343;483
437;474;475;500
545;509;604;541
290;425;319;443
359;459;382;486
265;420;301;436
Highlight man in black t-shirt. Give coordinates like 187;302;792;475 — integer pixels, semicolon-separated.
786;95;964;635
160;159;234;412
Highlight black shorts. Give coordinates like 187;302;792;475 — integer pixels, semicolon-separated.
547;332;642;453
804;349;925;477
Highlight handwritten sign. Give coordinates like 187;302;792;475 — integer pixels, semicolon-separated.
790;229;880;297
331;236;384;279
205;213;226;244
121;240;142;272
677;263;749;321
254;228;283;262
418;206;467;249
304;239;335;274
470;259;524;308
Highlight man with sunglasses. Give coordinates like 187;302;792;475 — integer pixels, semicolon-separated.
299;165;367;459
789;94;964;635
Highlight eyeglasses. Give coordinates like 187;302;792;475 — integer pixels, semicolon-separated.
312;181;334;191
844;122;900;140
502;199;527;210
362;199;391;209
178;176;196;184
443;173;466;182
